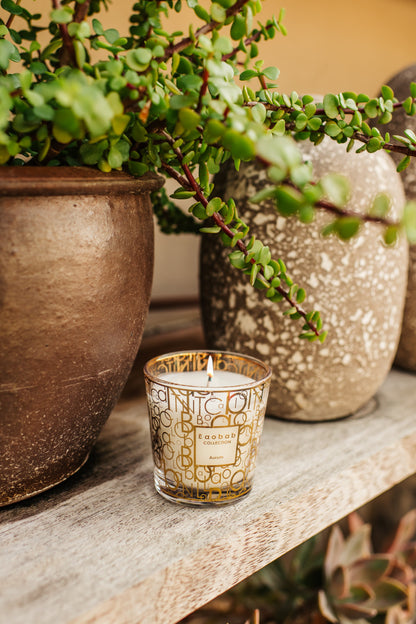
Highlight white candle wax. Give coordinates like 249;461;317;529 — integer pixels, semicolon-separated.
159;370;253;387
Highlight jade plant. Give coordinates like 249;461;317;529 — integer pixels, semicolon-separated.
2;0;416;341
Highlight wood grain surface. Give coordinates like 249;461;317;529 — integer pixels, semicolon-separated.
2;368;416;624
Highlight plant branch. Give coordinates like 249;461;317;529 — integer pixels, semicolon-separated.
159;130;322;338
5;0;21;28
244;98;416;159
73;0;91;23
222;22;275;62
163;0;251;60
51;0;76;65
352;132;416;157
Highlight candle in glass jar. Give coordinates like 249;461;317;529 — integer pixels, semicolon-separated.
144;351;271;505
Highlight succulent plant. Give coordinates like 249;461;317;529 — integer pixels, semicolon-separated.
181;509;416;624
319;514;411;623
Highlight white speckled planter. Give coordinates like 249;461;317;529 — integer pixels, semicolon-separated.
200;138;408;421
375;64;416;371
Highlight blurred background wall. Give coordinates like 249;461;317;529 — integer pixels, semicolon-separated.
33;0;416;301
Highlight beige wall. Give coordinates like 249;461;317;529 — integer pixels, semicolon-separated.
26;0;416;300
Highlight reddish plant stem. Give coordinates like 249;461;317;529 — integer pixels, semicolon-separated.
222;22;275;62
5;0;21;29
352;132;415;157
51;0;76;65
315;196;398;226
244;99;416;158
159;129;321;337
197;67;209;113
163;0;251;60
73;0;91;23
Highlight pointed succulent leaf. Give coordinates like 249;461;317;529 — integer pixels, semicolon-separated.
349;583;374;602
336;602;377;619
325;526;345;578
387;509;416;554
350;556;392;585
366;579;408;611
318;590;339;623
338;524;372;568
329;565;349;599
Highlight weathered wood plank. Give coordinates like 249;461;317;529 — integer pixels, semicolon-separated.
2;368;416;624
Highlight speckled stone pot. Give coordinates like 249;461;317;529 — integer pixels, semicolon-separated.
375;64;416;371
200;139;408;421
0;167;163;506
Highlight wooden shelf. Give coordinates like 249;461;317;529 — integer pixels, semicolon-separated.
3;368;416;624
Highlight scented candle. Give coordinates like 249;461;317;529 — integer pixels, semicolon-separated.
144;351;271;506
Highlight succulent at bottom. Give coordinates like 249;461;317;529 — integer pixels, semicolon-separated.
319;513;415;624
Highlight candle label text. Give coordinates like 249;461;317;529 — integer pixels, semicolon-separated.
194;425;239;466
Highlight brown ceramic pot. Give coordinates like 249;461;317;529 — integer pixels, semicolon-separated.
200;139;408;421
0;167;163;506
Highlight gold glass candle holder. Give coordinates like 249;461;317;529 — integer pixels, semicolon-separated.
144;350;272;506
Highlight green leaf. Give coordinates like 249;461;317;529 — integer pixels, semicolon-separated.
231;13;246;39
240;69;258;81
366;136;382;153
323;93;339;119
384;225;399;245
170;94;198;110
364;98;379;118
370;193;390;218
200;225;221;234
262;66;279;80
397;155;411;172
295;113;308;131
0;37;20;69
194;5;210;21
403;96;414;114
334;217;361;239
177;74;203;92
222;129;255;160
403;201;416;243
296;288;306;303
179;107;201;131
325;122;342;137
210;2;226;22
229;250;246;269
304;102;316;118
80;139;108;165
308;117;322;131
103;28;120;44
321;173;350;207
92;18;104;35
275;186;303;216
126;48;152;71
206;197;222;217
251;103;267;124
50;6;74;24
1;0;21;14
381;85;394;101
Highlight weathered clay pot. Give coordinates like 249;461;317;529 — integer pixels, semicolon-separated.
0;167;163;505
375;64;416;370
200;139;408;421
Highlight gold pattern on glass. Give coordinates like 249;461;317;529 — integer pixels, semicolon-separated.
144;351;271;505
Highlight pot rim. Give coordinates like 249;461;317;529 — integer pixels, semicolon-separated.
0;166;164;196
